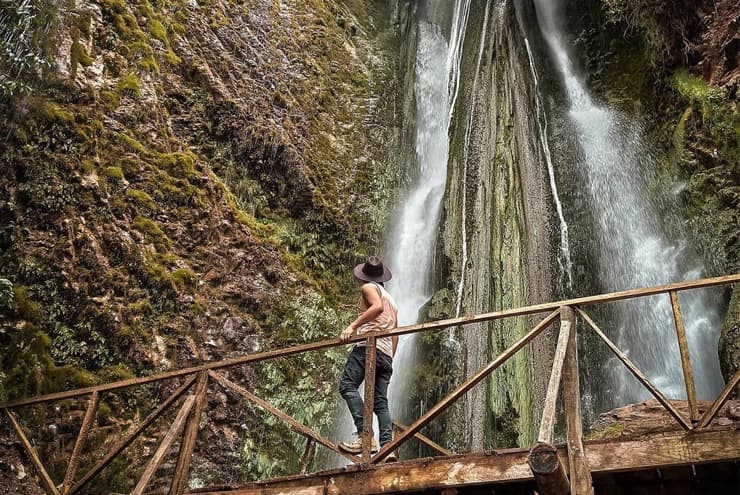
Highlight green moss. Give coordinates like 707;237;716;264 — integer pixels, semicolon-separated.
116;73;141;98
125;188;155;209
129;298;153;315
40;101;74;122
99;0;126;11
586;423;625;440
171;268;197;288
70;35;94;80
100;89;120;110
96;402;113;421
158;151;197;177
133;216;172;250
672;70;723;104
148;19;168;45
11;286;42;321
102;166;124;180
189;296;207;315
165;48;182;65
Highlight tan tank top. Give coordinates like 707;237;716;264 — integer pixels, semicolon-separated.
356;283;398;358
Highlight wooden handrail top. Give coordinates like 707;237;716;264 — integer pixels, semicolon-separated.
1;273;737;409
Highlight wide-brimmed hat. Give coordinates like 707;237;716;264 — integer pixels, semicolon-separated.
353;256;392;283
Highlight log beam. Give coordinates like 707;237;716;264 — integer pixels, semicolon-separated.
169;371;209;495
528;442;570;495
196;429;740;495
562;306;593;495
538;310;571;444
362;337;377;463
61;391;99;495
131;394;195;495
669;291;699;423
69;375;197;494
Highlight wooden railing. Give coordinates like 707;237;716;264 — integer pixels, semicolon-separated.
1;274;739;495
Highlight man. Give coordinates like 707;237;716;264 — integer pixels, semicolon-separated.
338;256;399;461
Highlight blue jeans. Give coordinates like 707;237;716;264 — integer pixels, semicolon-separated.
338;346;394;446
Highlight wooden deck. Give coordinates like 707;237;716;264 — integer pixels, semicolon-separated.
179;426;740;495
2;274;739;495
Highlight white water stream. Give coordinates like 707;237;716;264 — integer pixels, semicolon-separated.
532;0;724;405
330;1;470;464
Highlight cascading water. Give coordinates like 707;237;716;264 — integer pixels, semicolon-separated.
532;0;725;406
386;19;451;420
330;1;466;464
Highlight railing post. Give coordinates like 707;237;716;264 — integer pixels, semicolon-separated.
562;306;593;495
62;391;99;495
669;290;699;424
362;336;377;462
529;307;572;495
169;371;209;495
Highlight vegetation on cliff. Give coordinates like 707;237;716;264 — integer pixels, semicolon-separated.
570;0;739;381
1;0;398;489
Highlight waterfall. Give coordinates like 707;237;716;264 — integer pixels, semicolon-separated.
532;0;724;406
386;19;451;419
330;1;467;464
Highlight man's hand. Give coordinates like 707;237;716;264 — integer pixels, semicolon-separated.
340;325;354;343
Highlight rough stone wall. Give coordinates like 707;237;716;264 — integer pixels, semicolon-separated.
437;0;554;450
0;0;401;489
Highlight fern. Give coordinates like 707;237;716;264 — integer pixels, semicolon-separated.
0;0;55;98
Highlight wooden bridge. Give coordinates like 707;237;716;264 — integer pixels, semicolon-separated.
2;274;739;495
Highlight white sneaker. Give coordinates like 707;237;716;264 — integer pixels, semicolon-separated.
339;433;378;454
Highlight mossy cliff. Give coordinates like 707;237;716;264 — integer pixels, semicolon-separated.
567;0;738;387
0;0;401;489
418;0;555;451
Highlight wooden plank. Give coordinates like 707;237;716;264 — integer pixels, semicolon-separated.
538;310;570;444
362;338;377;463
209;371;362;464
392;419;453;457
69;374;197;494
3;274;738;410
61;391;100;495
333;450;535;494
698;371;740;428
585;429;740;473
669;291;699;423
169;371;209;495
132;394;195;495
561;306;593;495
4;409;60;495
192;429;740;495
528;442;570;495
372;310;560;463
576;308;692;430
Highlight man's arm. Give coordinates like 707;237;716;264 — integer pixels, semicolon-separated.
392;335;398;356
339;284;383;343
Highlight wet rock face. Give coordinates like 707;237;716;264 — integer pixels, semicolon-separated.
719;289;740;390
433;0;553;451
1;0;401;488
